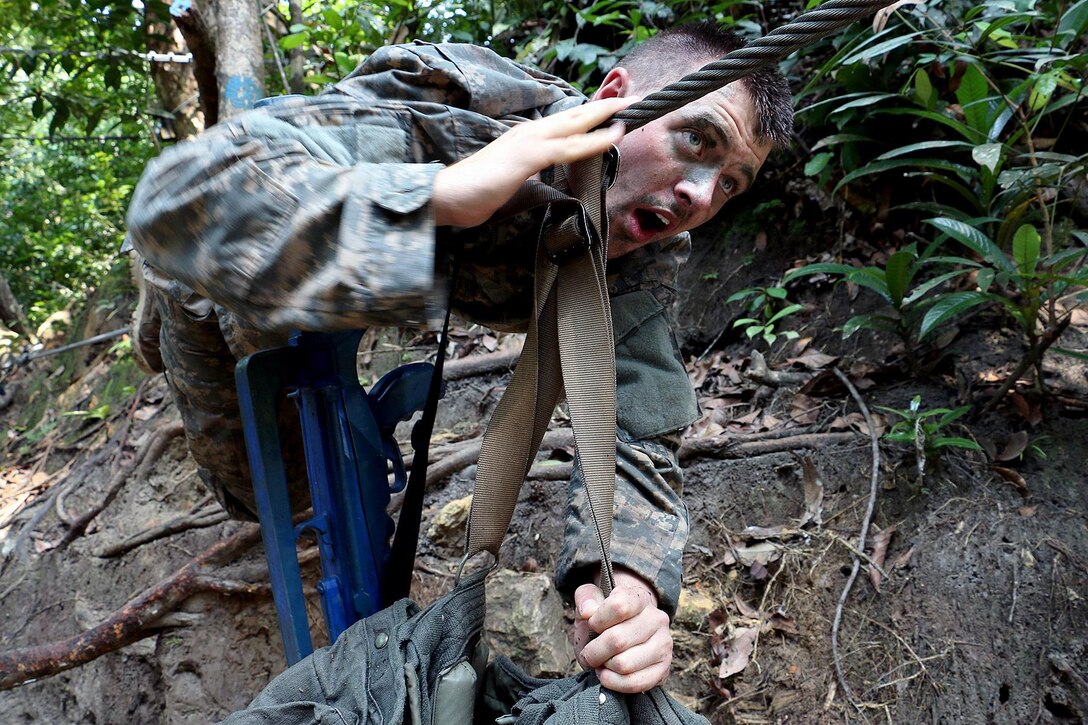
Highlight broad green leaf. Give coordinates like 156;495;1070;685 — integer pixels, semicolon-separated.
876;140;974;160
323;8;344;29
766;287;788;299
977;268;995;292
1054;347;1088;361
955;64;990;135
812;133;873;151
925;217;1016;275
1013;224;1041;276
931;437;983;451
841;31;925;65
1028;71;1059;113
768;304;804;324
48;102;70;135
918;291;992;340
804;152;832;176
903;269;975;305
1058;0;1088;43
843;314;900;338
783;263;855;282
915;68;934;109
280;32;309;51
834;158;975;195
830;93;899;115
972;143;1003;173
875;107;978;142
885;250;915;307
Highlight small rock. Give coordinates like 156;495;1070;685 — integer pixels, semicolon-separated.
675;588;716;629
484;569;576;678
426;495;472;547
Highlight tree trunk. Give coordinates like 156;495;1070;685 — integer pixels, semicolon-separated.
165;0;219;127
213;0;266;119
0;273;29;336
288;0;304;94
146;0;204;140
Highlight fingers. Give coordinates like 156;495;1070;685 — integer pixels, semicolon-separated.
577;593;669;668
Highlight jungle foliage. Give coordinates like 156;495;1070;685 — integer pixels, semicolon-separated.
3;0;1085;390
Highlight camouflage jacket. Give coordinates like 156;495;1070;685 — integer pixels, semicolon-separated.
126;41;699;615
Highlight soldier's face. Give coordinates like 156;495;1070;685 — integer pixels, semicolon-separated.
593;67;772;259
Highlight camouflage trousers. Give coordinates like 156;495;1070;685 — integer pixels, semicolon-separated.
137;270;307;520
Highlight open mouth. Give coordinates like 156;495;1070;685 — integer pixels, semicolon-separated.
634;208;671;235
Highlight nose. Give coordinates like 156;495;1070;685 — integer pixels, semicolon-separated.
675;175;716;216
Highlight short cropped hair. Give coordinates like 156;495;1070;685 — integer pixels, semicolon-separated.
619;22;794;148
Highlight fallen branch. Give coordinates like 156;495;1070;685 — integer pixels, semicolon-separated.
423;428;574;487
679;432;857;464
58;421;185;548
829;368;882;717
443;347;521;381
746;350;814;386
0;524;262;691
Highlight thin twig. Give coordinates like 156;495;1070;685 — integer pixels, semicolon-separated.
830;367;882;721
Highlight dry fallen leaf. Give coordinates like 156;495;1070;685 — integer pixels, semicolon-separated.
996;431;1029;461
868;524;897;593
1010;393;1043;426
733;542;784;567
733;595;760;620
891;546;914;570
991;465;1029;497
788;350;839;370
798;455;824;527
790;393;821;425
719;627;759;678
1018;505;1038;518
764;612;799;636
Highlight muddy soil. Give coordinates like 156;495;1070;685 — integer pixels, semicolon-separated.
1;207;1086;724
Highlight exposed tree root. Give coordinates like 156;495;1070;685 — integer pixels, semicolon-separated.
829;368;882;720
679;432;858;463
443;347;521;381
57;420;184;549
96;496;229;558
0;524;262;691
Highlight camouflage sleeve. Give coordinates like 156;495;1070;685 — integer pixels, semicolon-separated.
555;429;688;619
125;108;446;333
554;286;700;619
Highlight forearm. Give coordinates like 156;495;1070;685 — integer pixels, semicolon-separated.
126;119;445;333
556;429;688;618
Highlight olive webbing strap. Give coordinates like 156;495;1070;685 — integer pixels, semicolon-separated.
460;0;903;592
465;153;617;595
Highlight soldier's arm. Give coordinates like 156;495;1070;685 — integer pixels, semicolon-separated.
126;97;631;333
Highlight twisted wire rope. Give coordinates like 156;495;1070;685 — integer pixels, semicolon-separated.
612;0;901;130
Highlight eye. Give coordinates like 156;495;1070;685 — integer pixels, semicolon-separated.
684;130;704;151
719;176;737;195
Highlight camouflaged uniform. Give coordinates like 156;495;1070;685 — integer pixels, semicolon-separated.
125;41;699;616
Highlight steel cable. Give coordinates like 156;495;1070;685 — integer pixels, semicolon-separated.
612;0;901;130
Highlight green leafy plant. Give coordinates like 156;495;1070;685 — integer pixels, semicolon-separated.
792;0;1087;388
877;395;981;482
727;285;803;347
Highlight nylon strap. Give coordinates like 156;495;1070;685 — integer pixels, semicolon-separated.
465;153;617;594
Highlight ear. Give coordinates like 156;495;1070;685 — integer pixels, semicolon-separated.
592;67;631;100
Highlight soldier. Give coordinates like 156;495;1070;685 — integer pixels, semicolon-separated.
125;22;793;693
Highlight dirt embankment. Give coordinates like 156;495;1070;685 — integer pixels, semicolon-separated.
1;206;1086;724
